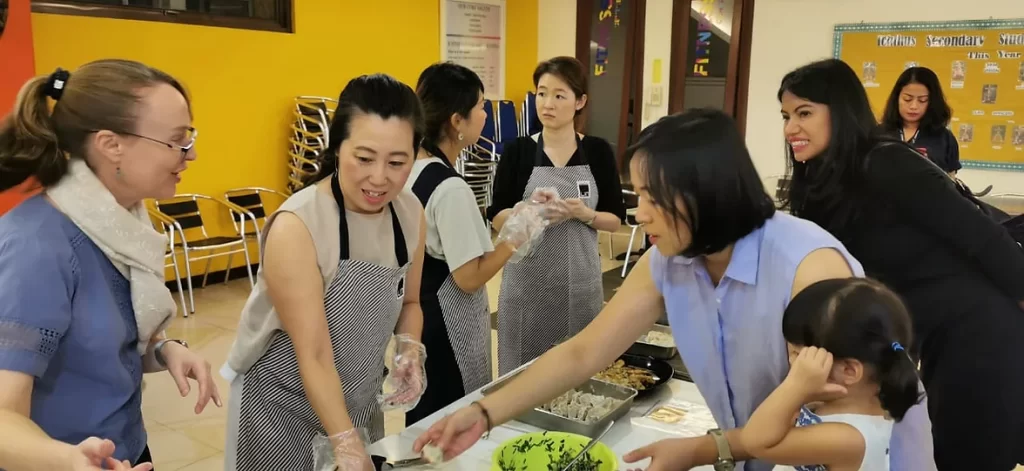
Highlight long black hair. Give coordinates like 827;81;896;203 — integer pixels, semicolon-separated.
304;73;424;186
777;59;900;236
622;108;775;258
783;278;923;421
880;66;952;134
415;62;484;147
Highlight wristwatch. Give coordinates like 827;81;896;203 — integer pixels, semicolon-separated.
154;339;189;367
707;428;736;471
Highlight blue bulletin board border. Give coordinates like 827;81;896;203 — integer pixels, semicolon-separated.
832;19;1024;172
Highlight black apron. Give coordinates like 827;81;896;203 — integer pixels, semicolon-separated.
497;133;603;375
405;147;492;425
228;176;409;470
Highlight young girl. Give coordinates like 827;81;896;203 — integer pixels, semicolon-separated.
742;278;923;471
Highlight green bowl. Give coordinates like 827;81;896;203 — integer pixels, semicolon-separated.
490;431;618;471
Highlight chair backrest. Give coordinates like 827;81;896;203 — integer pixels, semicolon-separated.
496;100;519;144
521;92;541;137
155;197;207;238
480;99;497;144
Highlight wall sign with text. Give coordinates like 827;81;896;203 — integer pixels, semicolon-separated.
834;19;1024;171
441;0;506;100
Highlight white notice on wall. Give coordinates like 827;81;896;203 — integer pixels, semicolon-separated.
442;0;505;99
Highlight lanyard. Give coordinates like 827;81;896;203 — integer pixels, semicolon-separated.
899;128;920;145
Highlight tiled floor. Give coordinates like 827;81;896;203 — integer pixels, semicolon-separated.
142;231;637;470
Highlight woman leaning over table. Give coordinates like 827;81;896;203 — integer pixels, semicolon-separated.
0;61;219;471
414;109;936;471
486;56;626;376
778;58;1024;470
223;74;429;471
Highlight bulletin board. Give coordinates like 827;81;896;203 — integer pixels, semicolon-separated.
833;19;1024;171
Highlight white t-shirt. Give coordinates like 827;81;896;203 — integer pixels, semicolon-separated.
773;412;893;471
406;157;495;272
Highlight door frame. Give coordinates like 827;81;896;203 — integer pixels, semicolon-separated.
667;0;755;135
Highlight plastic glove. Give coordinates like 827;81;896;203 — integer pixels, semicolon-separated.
529;187;560;204
527;187;572;225
498;202;549;263
377;334;427;412
312;428;375;471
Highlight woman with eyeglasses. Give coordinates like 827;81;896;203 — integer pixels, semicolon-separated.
0;61;219;471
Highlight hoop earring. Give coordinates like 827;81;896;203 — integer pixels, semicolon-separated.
458;133;464;141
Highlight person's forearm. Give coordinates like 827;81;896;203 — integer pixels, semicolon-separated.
452;243;516;293
477;338;609;426
491;208;512;233
587;211;621;233
297;353;356;436
142;332;168;373
692;429;753;464
0;409;75;471
394;303;423;340
740;381;805;454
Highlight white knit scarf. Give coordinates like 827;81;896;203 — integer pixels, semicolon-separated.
47;159;175;355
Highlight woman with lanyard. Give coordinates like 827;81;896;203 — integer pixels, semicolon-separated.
223;74;429;471
414;109;936;471
879;67;961;176
404;63;530;424
779;58;1023;470
0;61;218;471
486;56;626;375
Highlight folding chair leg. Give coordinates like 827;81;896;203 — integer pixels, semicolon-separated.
170;255;187;317
224;252;235;285
182;250;196;315
201;250;215;288
242;240;255;287
621;225;639;278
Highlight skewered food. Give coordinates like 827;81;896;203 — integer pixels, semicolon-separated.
539;389;623;424
594;359;657;391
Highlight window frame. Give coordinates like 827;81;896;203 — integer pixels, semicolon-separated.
31;1;294;33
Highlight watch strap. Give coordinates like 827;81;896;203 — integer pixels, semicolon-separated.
708;428;734;462
154;339;188;367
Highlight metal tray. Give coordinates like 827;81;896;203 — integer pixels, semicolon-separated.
481;372;637;438
627;323;677;359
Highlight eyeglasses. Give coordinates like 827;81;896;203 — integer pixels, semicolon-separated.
121;127;198;158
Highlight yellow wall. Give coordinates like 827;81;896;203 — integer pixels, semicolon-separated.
31;0;538;278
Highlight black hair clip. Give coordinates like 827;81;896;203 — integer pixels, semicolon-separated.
45;68;71;101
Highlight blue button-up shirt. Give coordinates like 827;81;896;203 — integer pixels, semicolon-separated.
650;212;935;471
0;196;147;463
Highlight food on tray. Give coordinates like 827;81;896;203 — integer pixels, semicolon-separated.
647;404;688;424
539;389;623;424
638;330;675;347
594;359;657;391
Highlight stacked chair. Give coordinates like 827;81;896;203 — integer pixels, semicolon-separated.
520;92;541;137
224;187;288;260
288;96;336;194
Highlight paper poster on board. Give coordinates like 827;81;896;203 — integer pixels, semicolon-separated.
441;0;506;100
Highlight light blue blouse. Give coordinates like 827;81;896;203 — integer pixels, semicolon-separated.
650;212;935;471
0;196;147;463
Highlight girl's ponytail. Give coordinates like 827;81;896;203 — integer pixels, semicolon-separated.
876;341;923;421
0;73;66;191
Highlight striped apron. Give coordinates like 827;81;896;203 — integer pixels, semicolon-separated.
225;175;409;470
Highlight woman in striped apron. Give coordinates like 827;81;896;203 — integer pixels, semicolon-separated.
223;74;428;470
404;63;528;425
487;57;626;375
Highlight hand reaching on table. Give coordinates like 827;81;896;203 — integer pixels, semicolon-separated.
412;404;488;462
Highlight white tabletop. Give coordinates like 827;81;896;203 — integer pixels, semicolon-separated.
368;373;717;470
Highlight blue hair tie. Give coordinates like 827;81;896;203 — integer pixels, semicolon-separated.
891;342;905;352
